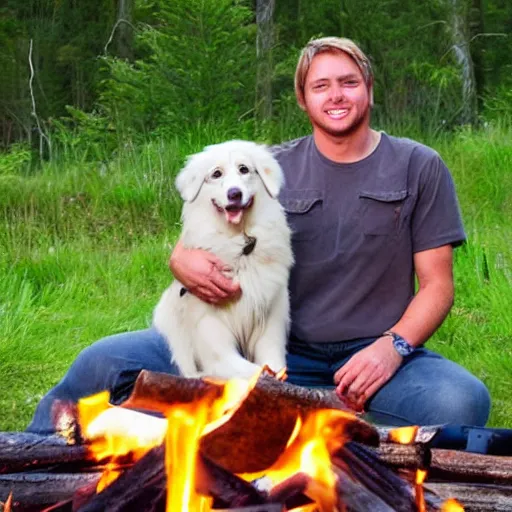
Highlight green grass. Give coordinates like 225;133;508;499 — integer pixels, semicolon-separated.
0;124;511;431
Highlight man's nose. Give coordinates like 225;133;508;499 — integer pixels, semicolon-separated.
227;187;242;202
331;85;344;102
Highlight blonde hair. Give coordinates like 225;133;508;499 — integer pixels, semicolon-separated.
294;37;373;109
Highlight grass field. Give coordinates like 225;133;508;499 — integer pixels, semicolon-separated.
0;124;511;431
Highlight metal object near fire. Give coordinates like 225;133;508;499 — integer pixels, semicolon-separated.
431;425;512;456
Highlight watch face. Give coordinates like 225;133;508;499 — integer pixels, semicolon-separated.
394;338;414;356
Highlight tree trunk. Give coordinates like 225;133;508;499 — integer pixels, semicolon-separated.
116;0;134;60
255;0;275;125
448;0;478;125
469;0;485;112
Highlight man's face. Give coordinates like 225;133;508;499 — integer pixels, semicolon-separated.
303;51;372;138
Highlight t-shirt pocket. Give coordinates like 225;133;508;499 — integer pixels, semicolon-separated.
280;190;324;241
359;189;408;236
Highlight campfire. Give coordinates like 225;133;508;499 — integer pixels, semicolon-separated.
1;370;512;511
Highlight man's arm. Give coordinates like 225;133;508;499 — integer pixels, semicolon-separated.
169;240;240;304
334;244;454;410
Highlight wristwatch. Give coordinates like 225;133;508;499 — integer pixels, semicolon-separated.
383;330;415;357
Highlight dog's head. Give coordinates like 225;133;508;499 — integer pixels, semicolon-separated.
175;140;284;225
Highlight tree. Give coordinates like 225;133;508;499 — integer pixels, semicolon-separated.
448;0;478;125
255;0;275;125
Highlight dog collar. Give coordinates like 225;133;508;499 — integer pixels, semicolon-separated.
242;234;257;256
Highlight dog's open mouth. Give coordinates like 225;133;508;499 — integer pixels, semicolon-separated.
213;197;254;225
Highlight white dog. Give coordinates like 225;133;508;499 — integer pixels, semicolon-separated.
153;140;293;380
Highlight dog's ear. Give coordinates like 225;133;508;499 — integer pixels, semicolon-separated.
175;152;208;202
250;144;284;199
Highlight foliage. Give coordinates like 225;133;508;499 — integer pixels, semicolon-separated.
97;0;256;139
0;143;31;175
1;0;512;149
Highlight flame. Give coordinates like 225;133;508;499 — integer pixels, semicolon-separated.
415;469;427;485
415;469;427;512
163;376;256;512
164;399;213;512
241;409;357;511
388;425;418;444
78;391;167;491
79;372;362;511
441;498;465;511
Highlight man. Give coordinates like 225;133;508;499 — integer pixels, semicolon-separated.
27;37;490;434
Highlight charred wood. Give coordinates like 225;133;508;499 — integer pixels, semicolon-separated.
332;464;397;512
430;449;512;484
425;482;512;511
333;442;417;511
122;371;225;411
197;453;267;508
76;445;165;512
374;442;431;470
76;446;267;512
0;433;91;474
0;471;100;511
266;472;313;508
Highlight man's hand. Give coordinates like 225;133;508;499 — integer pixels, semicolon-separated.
333;336;403;411
169;241;240;305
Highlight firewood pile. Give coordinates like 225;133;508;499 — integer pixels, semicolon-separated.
0;370;511;512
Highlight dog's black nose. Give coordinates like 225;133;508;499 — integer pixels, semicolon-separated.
227;187;242;202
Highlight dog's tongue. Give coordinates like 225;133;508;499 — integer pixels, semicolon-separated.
225;208;244;225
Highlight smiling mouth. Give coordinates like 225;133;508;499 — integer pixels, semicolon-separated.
326;108;348;118
212;197;254;225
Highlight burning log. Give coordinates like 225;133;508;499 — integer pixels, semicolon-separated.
374;442;431;470
425;482;512;511
265;472;313;509
75;445;166;512
332;465;397;512
430;448;512;485
121;371;225;411
123;370;355;415
75;445;270;512
197;454;267;508
377;425;442;445
120;371;379;474
332;442;418;511
0;433;92;474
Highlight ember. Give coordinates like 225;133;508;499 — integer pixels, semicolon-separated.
1;370;511;511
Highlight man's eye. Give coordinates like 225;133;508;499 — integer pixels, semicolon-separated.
211;169;223;179
239;164;249;174
345;80;359;86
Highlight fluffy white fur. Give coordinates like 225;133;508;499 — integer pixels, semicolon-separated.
153;140;293;379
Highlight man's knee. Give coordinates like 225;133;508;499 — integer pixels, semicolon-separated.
431;375;491;426
367;353;492;427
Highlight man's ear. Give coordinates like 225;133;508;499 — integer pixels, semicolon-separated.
175;152;208;202
250;144;285;199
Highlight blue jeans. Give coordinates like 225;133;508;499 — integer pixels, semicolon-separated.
26;328;490;434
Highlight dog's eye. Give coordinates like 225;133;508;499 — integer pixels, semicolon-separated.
211;169;223;179
239;164;249;174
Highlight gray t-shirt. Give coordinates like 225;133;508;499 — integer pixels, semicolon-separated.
273;133;466;343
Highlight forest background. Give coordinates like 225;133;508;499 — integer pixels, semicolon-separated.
0;0;511;431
